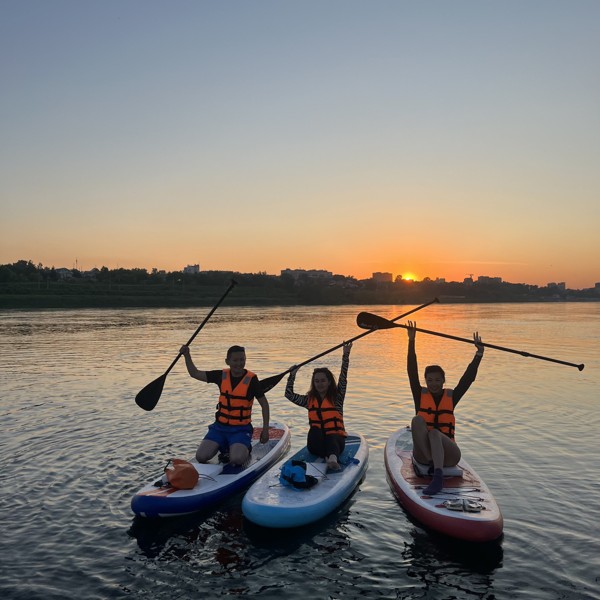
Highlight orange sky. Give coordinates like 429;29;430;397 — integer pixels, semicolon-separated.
1;3;599;289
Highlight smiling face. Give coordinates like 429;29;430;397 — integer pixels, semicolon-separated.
312;371;331;397
425;371;445;395
225;351;246;377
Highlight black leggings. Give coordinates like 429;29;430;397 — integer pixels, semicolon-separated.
307;427;346;459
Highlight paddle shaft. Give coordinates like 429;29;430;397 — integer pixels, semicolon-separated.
135;279;238;410
292;298;440;370
163;279;237;377
260;298;439;391
360;313;585;371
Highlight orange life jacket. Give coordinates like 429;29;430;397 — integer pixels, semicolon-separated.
215;369;255;426
417;388;456;440
308;395;347;437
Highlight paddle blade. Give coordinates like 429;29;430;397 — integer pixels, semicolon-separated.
135;373;167;411
259;372;286;394
356;312;398;331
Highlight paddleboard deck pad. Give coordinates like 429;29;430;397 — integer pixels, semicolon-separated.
242;432;368;528
385;426;503;542
131;422;291;518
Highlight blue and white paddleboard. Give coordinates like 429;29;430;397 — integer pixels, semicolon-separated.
242;432;368;528
131;422;291;518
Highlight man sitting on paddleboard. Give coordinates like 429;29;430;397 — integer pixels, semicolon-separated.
284;342;352;471
180;345;270;466
406;321;484;495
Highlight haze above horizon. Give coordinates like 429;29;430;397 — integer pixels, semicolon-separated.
1;1;599;289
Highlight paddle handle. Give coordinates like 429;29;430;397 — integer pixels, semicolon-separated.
164;279;238;376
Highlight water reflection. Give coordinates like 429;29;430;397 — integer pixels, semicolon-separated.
128;510;214;560
390;502;504;599
404;525;503;572
129;486;361;566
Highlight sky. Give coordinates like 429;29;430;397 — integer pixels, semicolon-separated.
1;1;599;289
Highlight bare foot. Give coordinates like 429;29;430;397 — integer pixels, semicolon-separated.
326;455;341;471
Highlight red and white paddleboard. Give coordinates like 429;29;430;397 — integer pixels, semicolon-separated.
385;426;503;542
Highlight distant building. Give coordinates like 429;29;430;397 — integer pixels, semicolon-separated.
372;272;393;283
435;277;446;284
477;276;503;284
547;282;566;291
183;264;200;274
55;268;73;280
595;283;600;294
83;268;99;279
281;268;333;280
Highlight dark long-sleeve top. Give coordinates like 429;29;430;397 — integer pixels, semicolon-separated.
407;338;482;411
285;353;350;414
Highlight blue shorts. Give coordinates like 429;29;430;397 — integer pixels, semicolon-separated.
204;422;253;452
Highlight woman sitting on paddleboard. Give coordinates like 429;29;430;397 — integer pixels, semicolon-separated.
285;342;352;471
407;321;484;495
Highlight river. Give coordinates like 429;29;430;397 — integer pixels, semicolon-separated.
1;302;598;599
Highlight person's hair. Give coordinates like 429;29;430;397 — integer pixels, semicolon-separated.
308;367;338;401
226;345;246;359
424;365;445;380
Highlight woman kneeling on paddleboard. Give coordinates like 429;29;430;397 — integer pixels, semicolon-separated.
407;321;484;495
285;342;352;471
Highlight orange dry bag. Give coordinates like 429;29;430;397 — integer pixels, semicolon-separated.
165;459;199;490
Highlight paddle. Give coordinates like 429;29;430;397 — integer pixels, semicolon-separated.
135;279;238;411
356;312;585;371
259;298;440;393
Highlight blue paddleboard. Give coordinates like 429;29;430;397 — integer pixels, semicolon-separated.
242;432;368;528
131;423;291;518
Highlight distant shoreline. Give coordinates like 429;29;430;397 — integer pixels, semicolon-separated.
1;267;598;309
1;291;598;310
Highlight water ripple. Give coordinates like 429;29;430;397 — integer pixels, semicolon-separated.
1;303;599;599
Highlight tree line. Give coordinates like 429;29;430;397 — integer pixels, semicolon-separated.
0;259;598;308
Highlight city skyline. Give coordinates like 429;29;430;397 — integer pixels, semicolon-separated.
4;257;596;291
2;2;599;289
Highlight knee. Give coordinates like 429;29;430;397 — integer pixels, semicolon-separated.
427;428;442;441
444;441;461;466
195;442;214;463
412;415;427;430
229;446;249;466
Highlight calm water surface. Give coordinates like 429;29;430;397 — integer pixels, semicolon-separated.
1;303;599;599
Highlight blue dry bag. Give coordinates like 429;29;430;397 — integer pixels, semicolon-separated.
279;459;318;490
